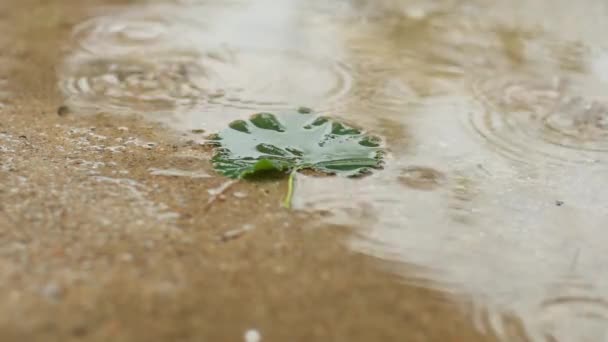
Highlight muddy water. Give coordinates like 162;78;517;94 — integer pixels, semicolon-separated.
3;0;608;341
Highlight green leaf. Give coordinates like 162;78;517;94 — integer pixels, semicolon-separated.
211;110;384;179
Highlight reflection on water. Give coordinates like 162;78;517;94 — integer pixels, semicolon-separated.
60;0;353;132
59;0;608;341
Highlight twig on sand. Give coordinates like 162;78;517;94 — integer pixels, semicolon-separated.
204;180;238;212
217;224;254;243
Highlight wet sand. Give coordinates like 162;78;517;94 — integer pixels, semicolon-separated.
0;0;492;341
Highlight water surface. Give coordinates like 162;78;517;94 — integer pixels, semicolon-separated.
58;0;608;340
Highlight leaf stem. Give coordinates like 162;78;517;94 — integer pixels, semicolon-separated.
282;168;298;209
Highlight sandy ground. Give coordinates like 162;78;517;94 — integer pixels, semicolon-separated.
0;1;494;341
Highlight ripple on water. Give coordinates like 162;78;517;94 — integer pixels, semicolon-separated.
60;3;355;121
398;166;446;191
470;283;608;342
70;5;210;56
61;48;353;115
525;277;608;342
72;15;171;55
469;74;608;165
61;54;209;112
198;48;353;112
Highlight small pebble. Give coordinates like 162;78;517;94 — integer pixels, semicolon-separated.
233;191;248;199
143;240;156;250
218;224;254;242
405;7;427;19
120;253;134;262
72;325;89;337
41;282;63;300
244;329;261;342
57;105;71;116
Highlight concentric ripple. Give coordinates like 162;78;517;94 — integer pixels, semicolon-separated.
60;48;353;115
70;5;210;56
60;3;354;119
534;278;608;342
60;54;209;112
469;75;608;165
72;15;170;54
199;48;353;112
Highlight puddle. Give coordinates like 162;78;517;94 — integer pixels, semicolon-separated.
295;2;608;341
54;0;608;341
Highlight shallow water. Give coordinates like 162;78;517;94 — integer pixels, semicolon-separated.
54;0;608;341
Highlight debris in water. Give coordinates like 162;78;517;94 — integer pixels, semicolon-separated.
297;106;312;114
555;200;564;206
476;163;492;176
